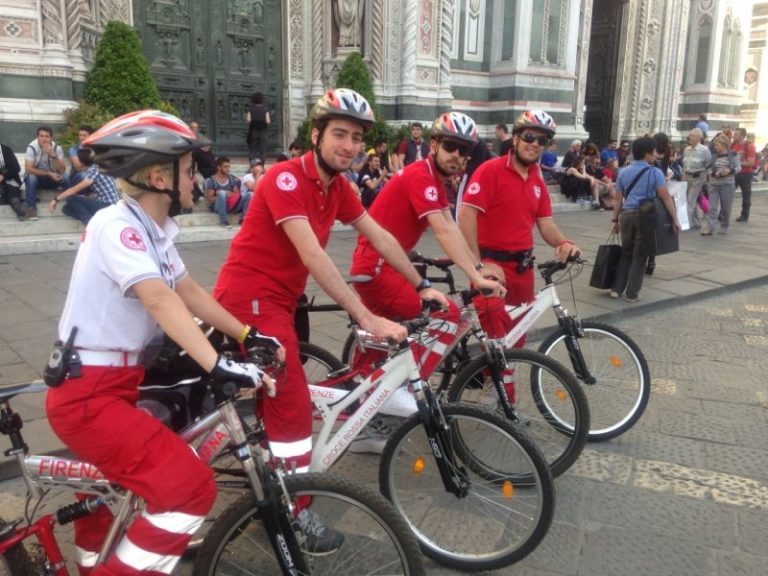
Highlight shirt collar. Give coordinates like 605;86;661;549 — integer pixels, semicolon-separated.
123;196;179;242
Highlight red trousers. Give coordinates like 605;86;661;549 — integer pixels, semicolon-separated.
46;366;216;575
353;264;461;379
216;295;313;473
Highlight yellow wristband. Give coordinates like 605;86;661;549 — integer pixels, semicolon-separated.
237;324;251;344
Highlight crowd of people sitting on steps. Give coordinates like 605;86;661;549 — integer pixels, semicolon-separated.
0;112;763;232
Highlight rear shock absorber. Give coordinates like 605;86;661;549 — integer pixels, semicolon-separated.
55;498;105;525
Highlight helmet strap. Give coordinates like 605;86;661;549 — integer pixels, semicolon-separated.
313;134;341;179
124;159;182;216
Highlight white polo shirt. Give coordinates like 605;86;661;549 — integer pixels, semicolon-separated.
58;196;188;354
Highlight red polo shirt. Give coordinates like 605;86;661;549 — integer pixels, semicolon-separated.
214;151;365;307
462;154;552;251
351;156;448;274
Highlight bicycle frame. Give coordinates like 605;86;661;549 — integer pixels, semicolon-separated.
501;283;562;349
307;305;495;489
0;381;276;575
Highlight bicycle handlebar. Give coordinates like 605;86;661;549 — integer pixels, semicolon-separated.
409;250;455;271
536;256;584;284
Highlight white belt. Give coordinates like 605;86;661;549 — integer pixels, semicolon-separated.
77;350;143;367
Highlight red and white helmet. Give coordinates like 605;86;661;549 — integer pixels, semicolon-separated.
431;112;479;145
512;110;557;138
84;110;211;178
311;88;375;131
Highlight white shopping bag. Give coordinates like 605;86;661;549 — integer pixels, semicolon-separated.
668;181;689;231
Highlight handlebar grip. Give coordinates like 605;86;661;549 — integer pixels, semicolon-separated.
459;287;492;305
402;317;430;335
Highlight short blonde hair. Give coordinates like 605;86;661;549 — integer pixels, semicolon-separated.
118;162;175;200
712;133;730;148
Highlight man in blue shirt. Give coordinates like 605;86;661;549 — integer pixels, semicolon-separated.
540;140;560;183
600;139;619;165
609;137;680;303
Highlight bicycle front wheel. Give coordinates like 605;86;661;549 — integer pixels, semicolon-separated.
299;341;344;382
0;523;35;576
192;473;424;576
448;348;589;478
537;321;650;441
380;403;554;572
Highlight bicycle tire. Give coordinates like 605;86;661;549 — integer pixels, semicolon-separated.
448;348;589;478
192;473;425;576
380;403;554;572
0;535;35;576
340;330;357;366
299;341;344;382
537;321;650;441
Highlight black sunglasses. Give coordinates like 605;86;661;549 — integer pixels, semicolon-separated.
520;132;549;146
441;139;472;157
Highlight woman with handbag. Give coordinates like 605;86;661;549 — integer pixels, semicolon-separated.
609;137;680;303
702;133;740;235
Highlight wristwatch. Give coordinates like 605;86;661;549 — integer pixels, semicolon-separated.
416;278;431;292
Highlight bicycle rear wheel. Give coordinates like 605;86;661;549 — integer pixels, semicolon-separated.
448;348;589;478
380;403;554;572
192;473;424;576
537;321;650;441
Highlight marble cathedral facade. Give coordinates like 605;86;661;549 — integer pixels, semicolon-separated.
0;0;761;154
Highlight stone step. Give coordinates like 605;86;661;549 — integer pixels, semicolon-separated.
0;179;596;256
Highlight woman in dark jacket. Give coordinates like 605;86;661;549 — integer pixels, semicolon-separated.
0;142;25;220
245;91;271;163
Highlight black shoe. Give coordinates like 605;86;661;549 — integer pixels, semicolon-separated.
292;508;345;555
736;216;748;223
645;261;655;275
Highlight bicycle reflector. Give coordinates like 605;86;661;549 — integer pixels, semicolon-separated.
502;480;515;500
412;457;426;475
610;355;623;368
556;388;568;401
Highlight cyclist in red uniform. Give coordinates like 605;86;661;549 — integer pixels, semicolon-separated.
45;110;276;576
351;110;504;329
213;88;437;488
458;109;582;344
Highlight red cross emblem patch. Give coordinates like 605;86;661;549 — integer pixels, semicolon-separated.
276;171;298;191
120;227;147;251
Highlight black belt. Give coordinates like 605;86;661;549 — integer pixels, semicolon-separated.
480;247;535;274
685;171;702;178
480;248;532;263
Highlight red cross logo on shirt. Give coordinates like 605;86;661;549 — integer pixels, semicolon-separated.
120;227;147;251
276;171;298;191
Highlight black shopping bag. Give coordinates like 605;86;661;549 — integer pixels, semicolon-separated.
589;234;622;289
640;197;679;256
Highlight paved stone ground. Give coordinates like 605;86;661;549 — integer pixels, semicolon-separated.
0;187;766;574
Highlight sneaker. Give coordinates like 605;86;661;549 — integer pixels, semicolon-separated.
219;221;232;229
292;508;345;555
348;416;402;455
625;296;639;303
645;261;655;276
26;208;38;221
735;216;747;223
608;290;620;299
718;228;728;235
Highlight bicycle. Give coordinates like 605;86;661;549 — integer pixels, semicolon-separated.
302;275;589;477
0;377;424;576
301;299;556;572
341;253;651;442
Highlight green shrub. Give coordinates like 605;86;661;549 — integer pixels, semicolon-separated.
296;117;312;150
56;102;112;148
335;52;376;115
83;21;162;116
